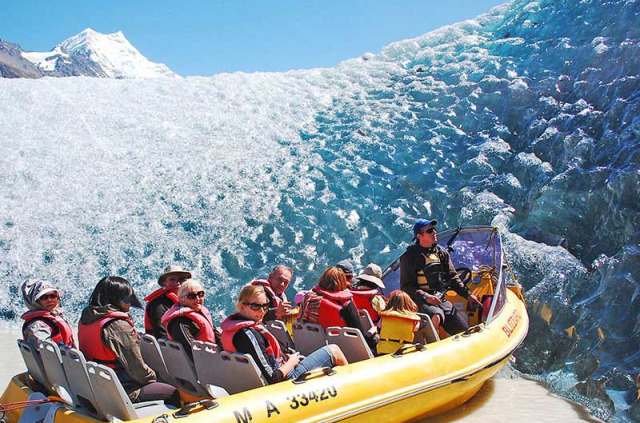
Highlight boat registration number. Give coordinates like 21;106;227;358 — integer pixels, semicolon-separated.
232;385;338;422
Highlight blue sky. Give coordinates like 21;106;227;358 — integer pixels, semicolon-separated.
3;0;509;76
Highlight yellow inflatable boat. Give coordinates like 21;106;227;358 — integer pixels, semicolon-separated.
1;226;528;423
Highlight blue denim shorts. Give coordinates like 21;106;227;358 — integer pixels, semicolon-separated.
286;346;334;380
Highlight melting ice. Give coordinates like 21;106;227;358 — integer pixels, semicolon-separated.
0;0;638;420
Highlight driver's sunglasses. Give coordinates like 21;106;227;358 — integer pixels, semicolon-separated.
39;293;59;301
184;291;205;300
244;302;270;311
421;227;436;235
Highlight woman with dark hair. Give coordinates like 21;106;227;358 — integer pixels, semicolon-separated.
78;276;180;407
300;266;379;351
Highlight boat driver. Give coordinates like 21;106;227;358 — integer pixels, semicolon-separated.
399;219;481;336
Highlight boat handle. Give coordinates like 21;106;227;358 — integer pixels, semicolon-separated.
172;399;218;418
391;343;426;358
292;366;336;384
461;325;483;337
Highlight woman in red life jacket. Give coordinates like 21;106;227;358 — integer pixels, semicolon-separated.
301;266;380;352
161;279;221;360
21;279;75;348
349;263;387;324
221;285;347;384
78;276;180;407
144;264;192;339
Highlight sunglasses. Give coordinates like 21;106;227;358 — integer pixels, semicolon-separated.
244;302;270;311
184;291;205;300
38;293;59;301
421;227;436;235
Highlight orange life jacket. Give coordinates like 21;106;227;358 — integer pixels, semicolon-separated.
143;287;179;332
160;304;217;343
349;287;381;322
304;286;353;330
219;313;283;363
78;311;134;369
21;310;76;347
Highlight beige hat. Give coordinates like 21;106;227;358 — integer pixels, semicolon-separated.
354;263;385;289
158;265;192;287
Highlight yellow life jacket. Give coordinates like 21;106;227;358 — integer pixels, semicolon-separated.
377;310;421;355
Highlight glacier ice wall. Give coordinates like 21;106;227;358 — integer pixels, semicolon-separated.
0;0;638;420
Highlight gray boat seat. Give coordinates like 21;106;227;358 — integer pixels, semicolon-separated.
191;341;228;397
358;309;375;333
139;334;175;385
193;341;266;395
17;339;51;392
266;320;295;352
292;322;327;356
59;347;103;416
158;338;209;397
326;326;374;363
86;362;174;421
37;340;74;404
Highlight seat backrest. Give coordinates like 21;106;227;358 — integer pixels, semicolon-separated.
17;339;51;391
139;334;175;385
218;352;267;394
86;362;139;421
326;326;374;363
158;338;208;397
292;322;327;356
38;340;75;404
192;341;265;395
266;320;295;352
358;309;374;333
416;312;440;344
60;347;104;417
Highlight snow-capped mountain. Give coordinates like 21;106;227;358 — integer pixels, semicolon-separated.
55;28;177;79
2;28;178;79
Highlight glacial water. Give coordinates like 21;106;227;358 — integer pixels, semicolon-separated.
0;0;638;421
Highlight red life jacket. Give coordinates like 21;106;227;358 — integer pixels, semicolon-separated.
309;286;353;330
160;304;217;343
21;310;76;347
349;287;381;322
250;279;285;308
143;287;179;332
220;313;283;363
78;311;134;369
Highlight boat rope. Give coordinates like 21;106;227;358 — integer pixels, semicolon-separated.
501;247;526;302
476;265;498;287
0;396;61;415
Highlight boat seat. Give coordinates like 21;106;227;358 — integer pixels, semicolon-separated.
416;313;440;344
266;320;296;352
37;340;75;405
17;339;51;392
326;326;374;363
158;338;209;397
59;347;103;416
139;334;175;385
191;341;228;398
193;342;266;395
358;309;375;333
86;362;175;421
292;322;327;356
